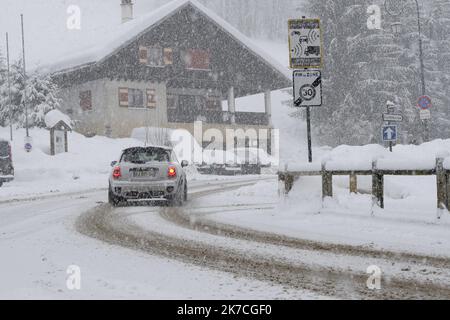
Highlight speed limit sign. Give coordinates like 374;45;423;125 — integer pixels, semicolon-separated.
293;70;322;107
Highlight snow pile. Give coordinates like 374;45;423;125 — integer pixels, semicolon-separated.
283;140;450;172
44;109;72;129
0;126;143;199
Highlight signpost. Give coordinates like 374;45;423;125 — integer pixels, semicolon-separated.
293;70;322;107
288;19;322;69
289;17;322;163
419;109;431;120
382;125;398;142
382;114;403;122
24;136;33;153
383;101;402;152
418;95;432;110
417;95;431;141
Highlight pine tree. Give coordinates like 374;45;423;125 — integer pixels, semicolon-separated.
0;60;60;128
425;0;450;139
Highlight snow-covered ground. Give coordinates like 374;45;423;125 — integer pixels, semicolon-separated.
0;126;144;201
0;186;321;299
196;175;450;259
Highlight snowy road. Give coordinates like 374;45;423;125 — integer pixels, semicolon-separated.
76;177;450;300
1;176;319;299
2;175;450;299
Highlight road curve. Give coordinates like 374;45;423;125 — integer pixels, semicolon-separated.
76;177;450;299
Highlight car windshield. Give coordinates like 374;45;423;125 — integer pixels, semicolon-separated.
0;141;9;157
121;147;171;164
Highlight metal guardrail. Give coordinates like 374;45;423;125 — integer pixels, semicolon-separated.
278;158;449;210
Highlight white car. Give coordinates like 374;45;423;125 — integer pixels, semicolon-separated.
108;146;188;206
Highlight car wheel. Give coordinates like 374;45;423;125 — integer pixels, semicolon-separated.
168;187;184;207
108;187;120;207
0;181;3;188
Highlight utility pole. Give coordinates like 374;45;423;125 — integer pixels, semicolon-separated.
385;0;429;142
21;14;29;138
5;32;12;141
413;0;429;142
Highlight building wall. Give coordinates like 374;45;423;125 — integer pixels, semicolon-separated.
58;79;109;136
58;79;167;138
103;80;167;137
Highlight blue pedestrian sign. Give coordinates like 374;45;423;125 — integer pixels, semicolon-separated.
382;125;397;142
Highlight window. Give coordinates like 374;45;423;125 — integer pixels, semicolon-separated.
206;96;221;111
129;89;144;108
118;88;144;108
139;46;148;64
139;46;173;67
167;94;177;110
119;88;129;107
121;147;172;164
146;89;157;108
163;48;173;65
147;46;164;67
184;49;210;70
79;90;92;111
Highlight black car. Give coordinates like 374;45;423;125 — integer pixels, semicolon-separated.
0;139;14;187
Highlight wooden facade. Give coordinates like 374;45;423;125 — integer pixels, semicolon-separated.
52;1;290;141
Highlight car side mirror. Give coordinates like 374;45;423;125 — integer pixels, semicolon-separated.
181;160;189;168
111;161;117;167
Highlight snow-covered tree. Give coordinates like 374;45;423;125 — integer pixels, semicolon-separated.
0;60;60;128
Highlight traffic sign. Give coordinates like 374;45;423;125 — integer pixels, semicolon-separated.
382;125;397;142
24;136;33;153
383;114;403;122
419;109;431;120
293;70;322;107
418;95;432;110
288;19;322;69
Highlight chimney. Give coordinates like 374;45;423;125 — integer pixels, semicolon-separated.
121;0;133;23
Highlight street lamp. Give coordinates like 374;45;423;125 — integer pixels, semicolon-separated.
385;0;428;141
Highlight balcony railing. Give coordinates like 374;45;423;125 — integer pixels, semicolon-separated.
167;110;269;126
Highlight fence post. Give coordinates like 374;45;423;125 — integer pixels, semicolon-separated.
349;173;357;194
436;158;447;210
322;162;332;198
372;161;384;209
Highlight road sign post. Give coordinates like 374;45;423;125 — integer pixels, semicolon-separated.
289;17;322;163
288;19;322;69
417;95;431;142
382;125;397;143
293;69;322;163
382;101;402;152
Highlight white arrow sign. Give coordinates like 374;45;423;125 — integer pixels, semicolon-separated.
382;125;397;142
385;128;394;140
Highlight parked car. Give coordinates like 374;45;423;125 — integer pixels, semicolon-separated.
108;146;188;206
0;139;14;187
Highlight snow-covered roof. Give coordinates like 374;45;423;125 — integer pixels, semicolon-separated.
44;109;72;129
38;0;290;81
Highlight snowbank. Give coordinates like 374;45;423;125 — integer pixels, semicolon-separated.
0;126;143;200
283;140;450;172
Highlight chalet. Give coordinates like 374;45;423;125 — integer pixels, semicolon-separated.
51;0;291;151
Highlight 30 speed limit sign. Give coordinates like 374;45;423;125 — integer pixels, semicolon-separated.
293;70;322;107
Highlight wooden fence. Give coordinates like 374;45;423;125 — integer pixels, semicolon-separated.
278;158;450;210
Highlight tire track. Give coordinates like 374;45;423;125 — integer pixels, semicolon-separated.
76;177;450;299
160;206;450;270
